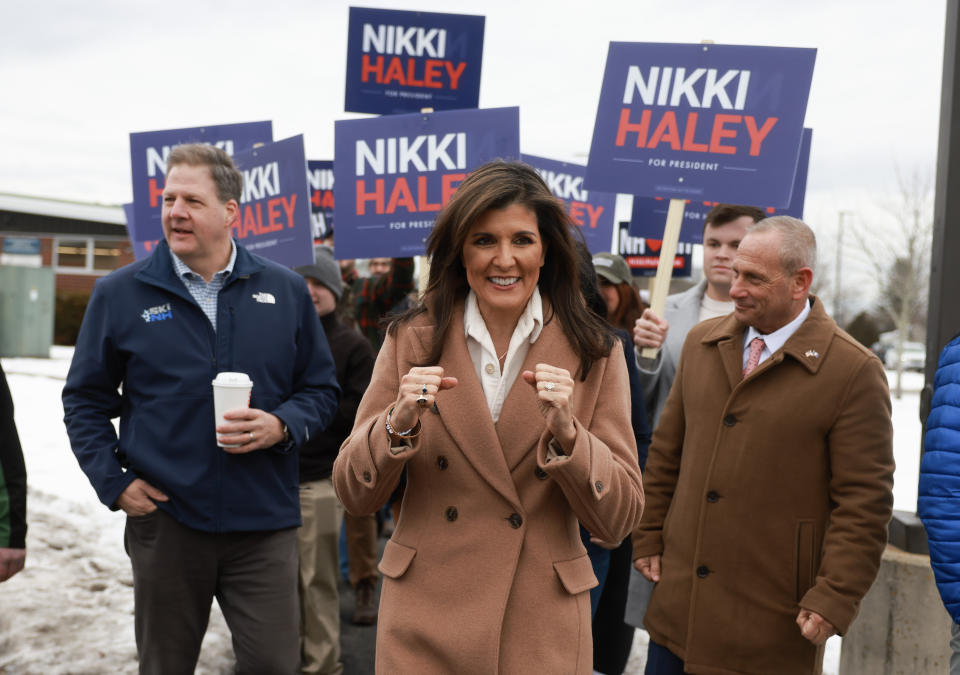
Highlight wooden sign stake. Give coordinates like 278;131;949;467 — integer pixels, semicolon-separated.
641;198;686;359
417;107;435;299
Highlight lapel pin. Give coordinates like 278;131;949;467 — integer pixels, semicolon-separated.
804;349;819;359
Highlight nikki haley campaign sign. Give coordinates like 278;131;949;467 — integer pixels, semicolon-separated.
333;106;520;259
307;160;335;242
126;136;314;269
629;127;813;243
585;42;815;207
345;7;484;115
521;154;617;255
129;121;273;241
229;135;314;268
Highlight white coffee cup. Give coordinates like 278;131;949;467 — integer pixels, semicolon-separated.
212;372;253;448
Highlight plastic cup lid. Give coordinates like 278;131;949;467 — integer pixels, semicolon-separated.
212;372;252;387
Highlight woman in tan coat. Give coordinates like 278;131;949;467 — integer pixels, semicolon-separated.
333;161;644;674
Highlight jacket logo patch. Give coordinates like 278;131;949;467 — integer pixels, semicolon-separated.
252;292;276;304
141;303;172;323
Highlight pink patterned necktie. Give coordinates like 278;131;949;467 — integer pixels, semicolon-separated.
742;337;765;378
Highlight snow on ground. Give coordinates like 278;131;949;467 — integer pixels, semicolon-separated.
0;348;926;673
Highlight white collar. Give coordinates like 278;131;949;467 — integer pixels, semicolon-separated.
744;298;811;356
463;287;544;347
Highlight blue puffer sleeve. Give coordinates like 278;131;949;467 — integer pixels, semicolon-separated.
918;335;960;623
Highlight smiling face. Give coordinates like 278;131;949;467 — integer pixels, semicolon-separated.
702;216;751;301
462;203;546;327
161;164;236;279
730;229;809;334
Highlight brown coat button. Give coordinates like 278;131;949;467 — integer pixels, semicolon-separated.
723;414;737;427
706;491;719;503
362;471;372;483
446;507;458;522
697;565;710;578
437;455;449;470
508;513;523;529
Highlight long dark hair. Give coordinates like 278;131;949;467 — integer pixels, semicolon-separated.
390;160;613;379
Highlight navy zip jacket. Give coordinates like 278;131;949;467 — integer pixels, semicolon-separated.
62;239;340;533
919;333;960;621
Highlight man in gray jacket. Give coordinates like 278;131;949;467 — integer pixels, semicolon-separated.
625;203;763;631
632;203;765;427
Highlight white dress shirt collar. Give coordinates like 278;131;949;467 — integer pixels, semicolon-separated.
743;298;812;368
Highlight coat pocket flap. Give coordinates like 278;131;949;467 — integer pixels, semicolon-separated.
553;554;598;595
378;539;417;579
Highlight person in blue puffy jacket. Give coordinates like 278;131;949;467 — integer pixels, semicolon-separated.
62;144;340;674
918;331;960;675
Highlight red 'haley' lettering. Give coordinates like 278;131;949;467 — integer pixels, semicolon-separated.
311;189;334;209
362;54;467;90
356;174;466;215
615;108;778;156
149;178;164;208
568;202;604;229
231;195;298;239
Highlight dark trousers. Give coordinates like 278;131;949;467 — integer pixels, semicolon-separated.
124;509;299;675
645;640;688;675
592;537;636;674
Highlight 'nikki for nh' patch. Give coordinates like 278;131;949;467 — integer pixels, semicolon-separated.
141;303;172;323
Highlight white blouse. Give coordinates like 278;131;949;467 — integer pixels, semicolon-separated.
463;288;544;423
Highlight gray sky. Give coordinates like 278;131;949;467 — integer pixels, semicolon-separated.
0;0;947;299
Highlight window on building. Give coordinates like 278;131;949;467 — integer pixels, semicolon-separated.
54;237;131;274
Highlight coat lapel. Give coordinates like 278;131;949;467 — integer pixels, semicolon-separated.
426;303;523;512
495;314;579;471
702;296;834;388
704;314;747;391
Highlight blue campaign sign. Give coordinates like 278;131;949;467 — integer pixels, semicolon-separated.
521;154;617;254
619;224;693;279
345;7;484;114
586;42;815;207
333;106;520;259
129;121;273;242
123;202;160;261
307;160;335;242
231;135;314;268
628;127;813;243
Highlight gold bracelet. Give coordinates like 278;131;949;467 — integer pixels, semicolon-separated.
385;408;421;443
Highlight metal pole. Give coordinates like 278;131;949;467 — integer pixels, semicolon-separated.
834;211;848;326
889;0;960;554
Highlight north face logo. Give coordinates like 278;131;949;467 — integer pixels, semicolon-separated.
252;292;276;304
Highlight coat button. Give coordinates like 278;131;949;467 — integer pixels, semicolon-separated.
485;363;496;374
697;565;710;578
362;471;372;483
445;507;458;522
594;480;604;493
706;491;719;503
437;455;448;470
534;466;549;480
723;414;737;427
508;513;523;529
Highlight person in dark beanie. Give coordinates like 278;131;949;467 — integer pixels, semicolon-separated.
0;360;26;582
295;246;376;673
